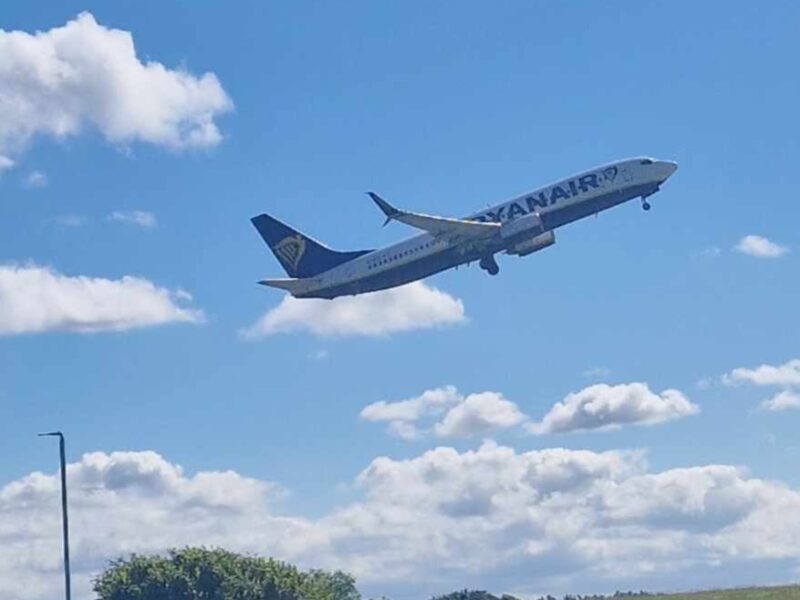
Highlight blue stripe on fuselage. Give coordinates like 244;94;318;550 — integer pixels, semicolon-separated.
300;182;660;299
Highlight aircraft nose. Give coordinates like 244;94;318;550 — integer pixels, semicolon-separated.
658;160;678;181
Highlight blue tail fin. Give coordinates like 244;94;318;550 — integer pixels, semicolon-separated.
251;213;373;278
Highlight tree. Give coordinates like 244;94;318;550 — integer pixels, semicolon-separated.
430;591;503;600
93;547;360;600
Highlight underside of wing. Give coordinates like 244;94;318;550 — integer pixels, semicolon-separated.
368;192;500;239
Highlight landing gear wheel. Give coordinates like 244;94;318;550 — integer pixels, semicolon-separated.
479;255;500;276
642;200;651;211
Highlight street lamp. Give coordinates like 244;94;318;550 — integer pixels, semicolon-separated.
38;431;71;600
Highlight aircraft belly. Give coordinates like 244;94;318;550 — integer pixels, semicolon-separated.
542;182;658;230
315;249;465;298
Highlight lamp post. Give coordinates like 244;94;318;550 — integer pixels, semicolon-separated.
38;431;71;600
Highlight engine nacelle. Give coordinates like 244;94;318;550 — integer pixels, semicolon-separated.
507;231;556;257
500;212;544;240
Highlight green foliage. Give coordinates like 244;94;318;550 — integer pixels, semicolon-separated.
431;588;800;600
93;547;360;600
430;591;507;600
95;554;800;600
659;587;800;600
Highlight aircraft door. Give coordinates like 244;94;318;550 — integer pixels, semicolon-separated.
620;166;634;184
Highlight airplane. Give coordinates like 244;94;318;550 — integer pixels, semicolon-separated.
251;157;678;299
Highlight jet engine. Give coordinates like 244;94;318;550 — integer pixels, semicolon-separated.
507;231;556;257
499;212;555;256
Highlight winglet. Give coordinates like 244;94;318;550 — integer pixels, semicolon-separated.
368;192;401;227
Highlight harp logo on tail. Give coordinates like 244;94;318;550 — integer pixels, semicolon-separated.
274;235;306;271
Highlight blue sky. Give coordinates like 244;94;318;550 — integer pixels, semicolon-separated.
1;2;799;599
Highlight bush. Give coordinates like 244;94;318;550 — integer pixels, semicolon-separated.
431;591;507;600
93;547;360;600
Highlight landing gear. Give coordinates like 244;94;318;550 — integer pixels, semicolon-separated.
479;255;499;276
641;188;657;212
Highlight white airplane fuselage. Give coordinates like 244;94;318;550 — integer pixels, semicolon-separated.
254;157;677;299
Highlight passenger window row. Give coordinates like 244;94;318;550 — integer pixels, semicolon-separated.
367;240;438;270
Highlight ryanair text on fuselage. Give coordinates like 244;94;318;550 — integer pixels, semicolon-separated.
473;167;616;223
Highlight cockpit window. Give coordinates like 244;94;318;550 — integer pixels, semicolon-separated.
640;158;654;165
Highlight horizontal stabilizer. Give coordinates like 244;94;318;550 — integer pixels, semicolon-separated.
257;278;313;296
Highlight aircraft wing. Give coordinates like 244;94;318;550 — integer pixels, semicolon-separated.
368;192;500;239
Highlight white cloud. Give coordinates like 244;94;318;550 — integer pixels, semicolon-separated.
0;451;316;600
361;386;462;423
362;386;526;440
724;359;800;412
23;170;47;188
365;383;696;441
695;246;722;259
528;383;699;435
386;420;424;442
760;390;800;412
695;377;712;390
582;366;611;379
0;263;203;335
434;392;527;438
735;235;789;258
4;444;800;600
331;443;800;588
307;349;330;361
723;359;800;388
0;12;232;169
242;282;465;338
108;210;157;228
